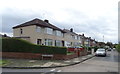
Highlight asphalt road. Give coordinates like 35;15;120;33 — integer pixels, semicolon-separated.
56;50;119;72
2;50;119;73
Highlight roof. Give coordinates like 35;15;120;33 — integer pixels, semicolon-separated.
13;18;65;33
63;29;78;35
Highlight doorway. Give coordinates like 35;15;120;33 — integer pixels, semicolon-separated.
37;39;42;45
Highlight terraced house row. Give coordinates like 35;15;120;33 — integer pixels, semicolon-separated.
13;18;99;47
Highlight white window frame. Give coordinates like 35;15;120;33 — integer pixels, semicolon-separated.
36;26;41;32
46;28;53;35
45;39;53;46
55;40;62;47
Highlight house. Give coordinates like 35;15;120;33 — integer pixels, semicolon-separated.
63;28;81;47
13;18;66;47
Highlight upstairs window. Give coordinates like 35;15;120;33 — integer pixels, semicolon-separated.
20;29;23;34
36;26;41;32
75;35;77;40
56;30;63;37
46;28;53;34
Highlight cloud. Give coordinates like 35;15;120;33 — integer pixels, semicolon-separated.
1;0;119;43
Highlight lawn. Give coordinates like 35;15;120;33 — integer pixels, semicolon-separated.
67;52;75;55
0;60;10;67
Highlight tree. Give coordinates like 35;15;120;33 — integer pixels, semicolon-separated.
106;42;113;48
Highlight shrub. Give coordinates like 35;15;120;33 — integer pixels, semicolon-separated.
2;38;67;54
116;44;120;53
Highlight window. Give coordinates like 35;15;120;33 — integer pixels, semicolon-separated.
55;40;62;47
71;35;75;39
77;36;80;40
55;30;63;37
37;39;42;45
46;28;53;34
45;39;53;46
20;29;23;34
36;26;41;32
75;35;77;40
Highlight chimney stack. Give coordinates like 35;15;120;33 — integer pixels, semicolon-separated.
44;19;49;23
82;34;84;36
70;28;73;32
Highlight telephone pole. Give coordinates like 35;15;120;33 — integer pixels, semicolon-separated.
103;35;104;42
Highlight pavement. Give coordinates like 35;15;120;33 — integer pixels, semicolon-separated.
2;54;95;69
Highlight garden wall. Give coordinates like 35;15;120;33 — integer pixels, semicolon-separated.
1;52;78;60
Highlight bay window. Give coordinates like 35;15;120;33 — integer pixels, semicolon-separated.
55;40;62;47
45;39;53;46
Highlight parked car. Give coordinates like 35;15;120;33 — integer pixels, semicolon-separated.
107;48;112;51
95;48;106;57
113;48;116;51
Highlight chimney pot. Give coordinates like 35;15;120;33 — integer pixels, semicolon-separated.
44;19;49;23
82;34;84;36
70;28;73;32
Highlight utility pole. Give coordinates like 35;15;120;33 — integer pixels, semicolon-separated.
103;35;104;42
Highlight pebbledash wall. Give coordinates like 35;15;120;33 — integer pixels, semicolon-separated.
1;52;78;60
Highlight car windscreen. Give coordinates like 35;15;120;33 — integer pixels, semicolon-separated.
97;50;105;51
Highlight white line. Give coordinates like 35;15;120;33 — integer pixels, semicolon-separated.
50;69;56;71
82;58;86;59
57;70;61;72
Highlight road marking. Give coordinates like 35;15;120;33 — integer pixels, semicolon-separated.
74;61;80;62
64;61;70;62
82;58;86;59
50;69;56;71
57;70;61;72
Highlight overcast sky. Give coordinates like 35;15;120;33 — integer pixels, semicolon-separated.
0;0;119;43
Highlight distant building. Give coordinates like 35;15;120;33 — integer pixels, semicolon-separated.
63;28;81;47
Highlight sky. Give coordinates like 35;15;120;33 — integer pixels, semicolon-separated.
0;0;119;44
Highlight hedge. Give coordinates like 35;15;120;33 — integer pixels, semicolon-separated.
82;46;99;52
116;44;120;53
2;38;67;54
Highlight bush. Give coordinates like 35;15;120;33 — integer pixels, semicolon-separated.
116;44;120;53
2;38;67;54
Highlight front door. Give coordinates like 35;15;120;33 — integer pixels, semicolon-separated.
37;39;42;45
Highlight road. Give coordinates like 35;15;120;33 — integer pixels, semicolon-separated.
2;50;119;73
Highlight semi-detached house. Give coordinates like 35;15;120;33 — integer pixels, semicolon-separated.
13;18;82;47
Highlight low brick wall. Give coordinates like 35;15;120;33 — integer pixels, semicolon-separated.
1;52;78;60
1;52;41;59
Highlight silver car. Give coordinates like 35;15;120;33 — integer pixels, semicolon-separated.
95;48;106;57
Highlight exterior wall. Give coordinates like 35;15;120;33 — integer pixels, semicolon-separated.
13;24;98;47
13;25;82;47
13;25;64;46
64;33;80;47
1;52;78;60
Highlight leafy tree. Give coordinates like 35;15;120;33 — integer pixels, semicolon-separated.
116;44;120;53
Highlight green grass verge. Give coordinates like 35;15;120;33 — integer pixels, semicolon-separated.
67;52;75;55
0;60;10;66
